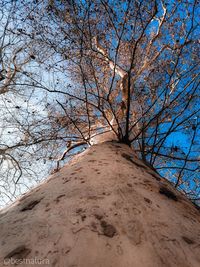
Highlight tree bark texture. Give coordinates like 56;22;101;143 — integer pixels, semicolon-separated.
0;142;199;267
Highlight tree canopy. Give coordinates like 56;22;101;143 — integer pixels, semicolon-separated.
0;0;199;206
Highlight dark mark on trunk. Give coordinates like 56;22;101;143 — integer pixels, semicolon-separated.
55;194;65;203
159;187;178;201
121;153;147;169
101;220;116;238
4;245;31;259
147;171;161;181
21;199;42;211
94;213;103;220
144;197;152;204
182;236;195;244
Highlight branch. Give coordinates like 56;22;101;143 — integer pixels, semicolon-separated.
93;36;127;78
93;36;129;135
56;141;87;170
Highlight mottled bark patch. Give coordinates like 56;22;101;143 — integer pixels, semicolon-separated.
76;208;87;221
159;187;178;201
125;220;144;245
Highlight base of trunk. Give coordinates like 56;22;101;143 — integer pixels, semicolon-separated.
0;142;199;267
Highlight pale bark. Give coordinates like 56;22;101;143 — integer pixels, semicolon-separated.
0;141;199;267
93;36;129;126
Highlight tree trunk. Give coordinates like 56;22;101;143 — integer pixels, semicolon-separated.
0;141;199;267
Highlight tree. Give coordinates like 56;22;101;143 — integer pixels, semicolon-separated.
0;0;199;204
0;1;200;266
